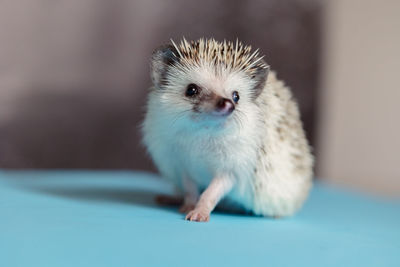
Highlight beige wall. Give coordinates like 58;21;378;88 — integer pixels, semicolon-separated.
318;0;400;196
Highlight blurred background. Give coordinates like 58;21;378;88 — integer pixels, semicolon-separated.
0;0;399;196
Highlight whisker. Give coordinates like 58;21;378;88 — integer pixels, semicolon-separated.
170;109;193;126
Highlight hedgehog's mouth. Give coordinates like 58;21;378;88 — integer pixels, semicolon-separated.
190;108;235;128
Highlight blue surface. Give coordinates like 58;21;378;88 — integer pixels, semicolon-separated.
1;171;399;267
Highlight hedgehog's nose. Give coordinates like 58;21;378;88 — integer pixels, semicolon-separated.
215;98;235;116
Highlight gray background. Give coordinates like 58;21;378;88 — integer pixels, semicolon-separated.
0;0;321;170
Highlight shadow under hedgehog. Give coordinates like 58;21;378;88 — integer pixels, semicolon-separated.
142;38;313;222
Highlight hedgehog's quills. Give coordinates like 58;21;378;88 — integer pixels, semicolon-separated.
142;38;313;222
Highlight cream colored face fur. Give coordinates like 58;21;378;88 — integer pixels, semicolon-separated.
158;65;259;128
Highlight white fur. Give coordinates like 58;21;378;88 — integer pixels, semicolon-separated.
142;60;313;217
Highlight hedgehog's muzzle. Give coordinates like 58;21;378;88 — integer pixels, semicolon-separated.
213;98;235;116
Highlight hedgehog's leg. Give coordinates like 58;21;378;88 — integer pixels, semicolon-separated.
185;174;234;222
179;175;199;213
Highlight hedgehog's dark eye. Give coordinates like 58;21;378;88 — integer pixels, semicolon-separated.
185;83;200;97
232;91;240;103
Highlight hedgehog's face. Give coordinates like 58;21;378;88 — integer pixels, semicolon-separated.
150;40;269;128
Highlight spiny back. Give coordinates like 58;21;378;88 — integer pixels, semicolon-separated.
171;38;269;76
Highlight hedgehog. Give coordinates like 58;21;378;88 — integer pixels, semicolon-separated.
142;38;313;222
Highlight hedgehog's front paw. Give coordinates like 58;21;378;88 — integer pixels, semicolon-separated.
185;208;210;222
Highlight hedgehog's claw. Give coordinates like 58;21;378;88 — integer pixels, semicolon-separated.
185;208;210;222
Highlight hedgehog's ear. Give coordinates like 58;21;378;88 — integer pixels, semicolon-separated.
251;63;270;98
150;44;180;88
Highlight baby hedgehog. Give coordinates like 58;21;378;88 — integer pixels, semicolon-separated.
142;38;313;222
